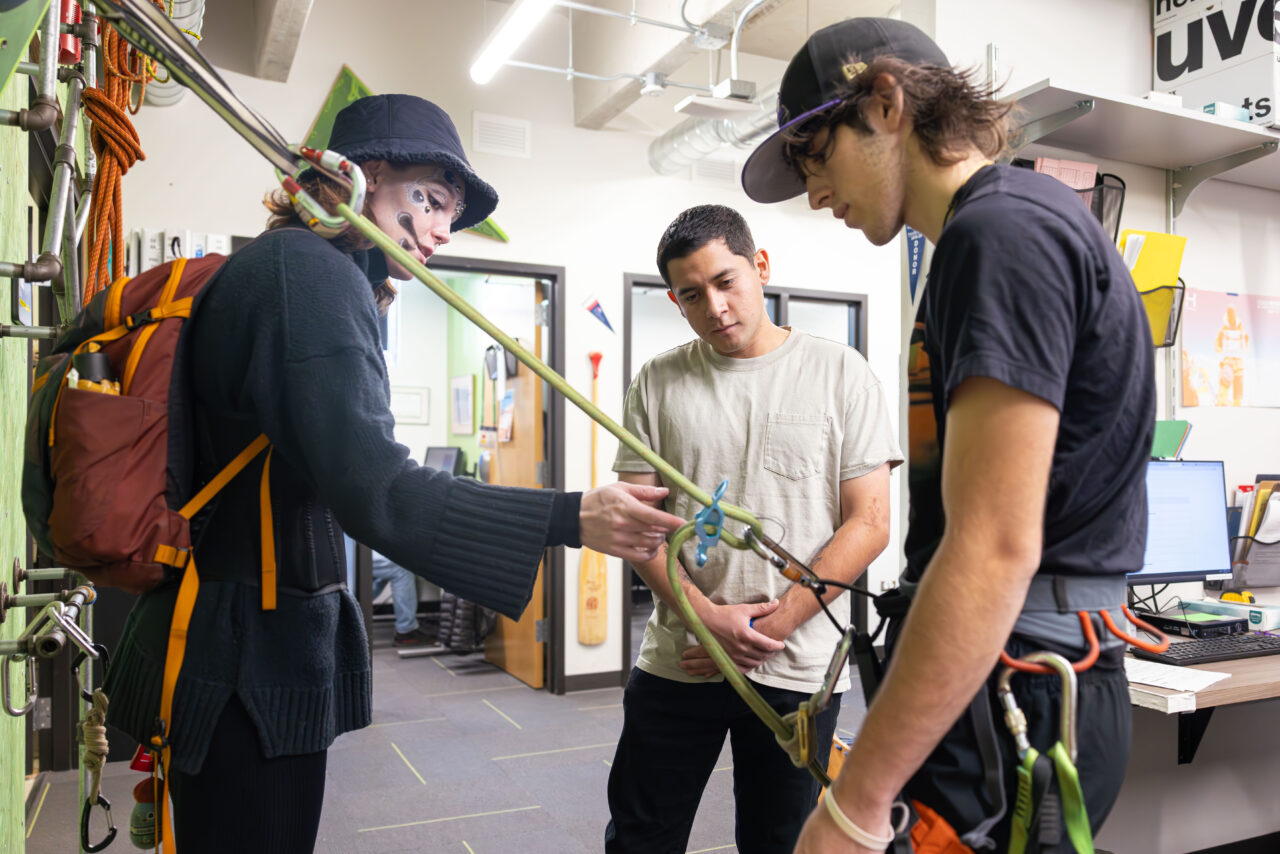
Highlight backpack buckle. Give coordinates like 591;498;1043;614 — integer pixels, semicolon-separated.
124;309;157;330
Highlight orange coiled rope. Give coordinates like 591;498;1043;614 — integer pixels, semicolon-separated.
83;5;166;300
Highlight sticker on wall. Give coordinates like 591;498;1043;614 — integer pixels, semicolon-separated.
583;294;615;333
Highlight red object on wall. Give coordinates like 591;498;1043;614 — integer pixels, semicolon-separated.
58;0;82;65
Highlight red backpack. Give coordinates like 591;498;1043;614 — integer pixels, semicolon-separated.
22;255;279;598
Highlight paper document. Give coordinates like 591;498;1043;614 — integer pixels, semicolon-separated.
1125;658;1230;692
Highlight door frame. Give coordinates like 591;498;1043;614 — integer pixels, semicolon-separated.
430;254;568;692
621;274;872;652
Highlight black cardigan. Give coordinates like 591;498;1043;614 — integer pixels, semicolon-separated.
105;227;578;773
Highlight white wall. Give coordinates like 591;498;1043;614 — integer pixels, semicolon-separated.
123;0;903;679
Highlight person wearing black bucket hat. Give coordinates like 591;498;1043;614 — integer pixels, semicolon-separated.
741;19;1154;854
103;93;684;853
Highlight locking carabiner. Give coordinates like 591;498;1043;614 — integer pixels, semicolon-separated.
276;147;368;239
80;793;117;852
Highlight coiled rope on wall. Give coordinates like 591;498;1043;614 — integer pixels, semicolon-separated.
82;1;167;300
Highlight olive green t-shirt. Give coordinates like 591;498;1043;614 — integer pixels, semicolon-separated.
614;329;902;693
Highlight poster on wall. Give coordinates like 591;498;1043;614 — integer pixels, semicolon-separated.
1181;288;1280;408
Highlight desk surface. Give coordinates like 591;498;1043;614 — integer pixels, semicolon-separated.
1128;654;1280;713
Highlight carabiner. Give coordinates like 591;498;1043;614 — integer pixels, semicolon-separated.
997;650;1078;762
276;147;368;239
71;643;111;703
80;793;117;853
2;654;36;717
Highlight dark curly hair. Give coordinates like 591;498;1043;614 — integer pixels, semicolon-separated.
656;204;756;287
782;55;1013;178
263;169;398;314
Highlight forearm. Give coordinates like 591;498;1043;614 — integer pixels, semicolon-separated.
830;536;1035;812
630;540;714;622
767;516;890;637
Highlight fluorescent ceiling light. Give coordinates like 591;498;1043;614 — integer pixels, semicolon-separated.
470;0;556;85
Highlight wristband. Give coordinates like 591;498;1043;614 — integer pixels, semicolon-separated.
822;794;899;850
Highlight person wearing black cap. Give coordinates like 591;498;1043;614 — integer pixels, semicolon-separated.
103;93;684;852
742;18;1153;854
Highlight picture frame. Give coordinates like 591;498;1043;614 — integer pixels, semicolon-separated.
389;386;430;425
450;374;475;435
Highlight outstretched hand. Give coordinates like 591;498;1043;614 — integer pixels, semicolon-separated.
580;482;686;563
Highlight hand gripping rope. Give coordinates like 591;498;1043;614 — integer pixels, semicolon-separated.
93;0;1171;812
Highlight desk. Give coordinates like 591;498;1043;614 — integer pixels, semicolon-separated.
1093;654;1280;853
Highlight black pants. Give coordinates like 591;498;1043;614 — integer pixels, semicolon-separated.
169;698;328;854
899;631;1132;852
605;668;841;854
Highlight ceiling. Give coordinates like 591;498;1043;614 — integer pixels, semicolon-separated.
200;0;899;134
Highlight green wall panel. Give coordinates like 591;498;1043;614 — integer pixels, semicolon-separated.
1;65;31;852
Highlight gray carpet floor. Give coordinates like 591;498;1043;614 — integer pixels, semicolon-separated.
24;606;867;853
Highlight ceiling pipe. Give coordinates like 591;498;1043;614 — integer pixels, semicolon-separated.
647;81;779;176
729;0;768;80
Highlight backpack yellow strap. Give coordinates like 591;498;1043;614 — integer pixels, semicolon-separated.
178;434;270;519
153;552;199;854
121;298;194;395
104;273;133;329
259;447;277;611
151;432;274;853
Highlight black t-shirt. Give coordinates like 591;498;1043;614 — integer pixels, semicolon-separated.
904;165;1155;580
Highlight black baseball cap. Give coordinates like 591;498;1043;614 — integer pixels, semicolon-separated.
741;18;949;204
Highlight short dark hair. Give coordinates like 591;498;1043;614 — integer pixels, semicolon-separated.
781;55;1012;178
656;204;756;286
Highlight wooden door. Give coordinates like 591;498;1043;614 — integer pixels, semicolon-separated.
481;290;546;688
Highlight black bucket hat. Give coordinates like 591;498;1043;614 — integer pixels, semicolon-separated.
327;94;498;232
741;18;949;204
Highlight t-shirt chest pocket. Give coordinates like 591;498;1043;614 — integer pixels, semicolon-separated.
763;412;829;480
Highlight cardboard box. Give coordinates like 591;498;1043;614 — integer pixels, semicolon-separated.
1153;0;1280;128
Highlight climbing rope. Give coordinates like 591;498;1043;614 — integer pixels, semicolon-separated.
83;3;166;300
79;688;118;852
81;689;109;803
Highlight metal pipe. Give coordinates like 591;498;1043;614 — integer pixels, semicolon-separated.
647;80;779;175
504;60;713;93
41;73;85;306
0;324;59;339
63;184;83;315
34;586;96;659
38;2;59;99
553;0;696;34
16;61;39;76
8;593;62;608
18;568;78;583
680;0;698;31
731;0;768;80
0;255;61;282
82;5;100;190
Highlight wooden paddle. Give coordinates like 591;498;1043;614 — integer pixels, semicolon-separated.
578;351;608;645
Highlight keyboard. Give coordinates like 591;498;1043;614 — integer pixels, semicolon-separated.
1132;633;1280;666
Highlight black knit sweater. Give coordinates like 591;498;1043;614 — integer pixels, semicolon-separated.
104;227;578;773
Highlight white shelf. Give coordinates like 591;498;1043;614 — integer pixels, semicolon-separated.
1006;78;1280;194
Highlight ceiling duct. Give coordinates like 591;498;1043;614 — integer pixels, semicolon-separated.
647;81;779;177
